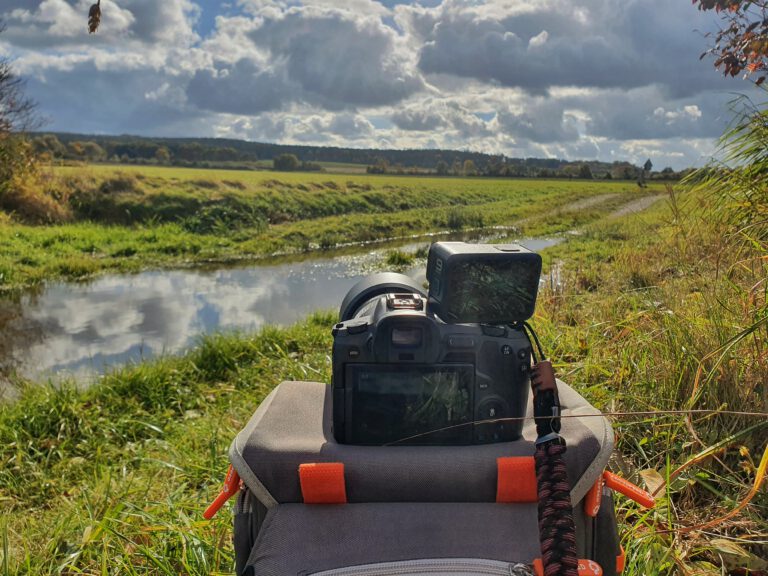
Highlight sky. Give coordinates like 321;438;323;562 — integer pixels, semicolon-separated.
0;0;758;170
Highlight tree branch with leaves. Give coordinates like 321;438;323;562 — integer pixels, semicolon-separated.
89;0;102;34
695;0;768;84
0;22;37;184
0;28;36;135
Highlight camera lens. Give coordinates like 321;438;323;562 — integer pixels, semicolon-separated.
339;273;426;321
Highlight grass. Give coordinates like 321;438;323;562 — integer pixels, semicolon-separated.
537;190;767;574
0;171;764;574
0;313;335;574
384;249;416;267
0;164;659;289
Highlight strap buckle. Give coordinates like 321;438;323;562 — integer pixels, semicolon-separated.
535;432;566;446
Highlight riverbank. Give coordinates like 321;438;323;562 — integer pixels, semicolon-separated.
1;185;766;575
0;165;658;289
2;229;554;385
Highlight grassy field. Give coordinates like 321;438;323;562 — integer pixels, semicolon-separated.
249;160;370;173
0;164;657;289
0;180;765;574
232;159;368;172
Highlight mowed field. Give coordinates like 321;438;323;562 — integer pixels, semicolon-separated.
0;164;659;289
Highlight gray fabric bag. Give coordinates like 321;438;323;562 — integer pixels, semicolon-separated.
228;380;620;576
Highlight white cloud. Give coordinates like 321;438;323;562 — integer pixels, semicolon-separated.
186;4;424;114
216;110;376;144
124;0;201;44
252;5;422;106
7;0;135;40
0;0;759;169
528;29;548;48
391;98;490;137
653;105;703;123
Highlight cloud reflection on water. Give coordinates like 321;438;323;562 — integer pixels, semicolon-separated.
3;235;560;385
17;258;356;382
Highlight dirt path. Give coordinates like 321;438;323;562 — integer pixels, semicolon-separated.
516;192;622;228
609;194;665;218
565;193;621;211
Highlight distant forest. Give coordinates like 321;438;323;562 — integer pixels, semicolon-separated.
31;132;689;181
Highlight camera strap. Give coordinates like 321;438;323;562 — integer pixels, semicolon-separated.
530;360;579;576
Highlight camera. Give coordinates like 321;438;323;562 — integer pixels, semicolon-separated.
331;242;542;446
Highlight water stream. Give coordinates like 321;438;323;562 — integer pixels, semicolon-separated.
0;233;561;389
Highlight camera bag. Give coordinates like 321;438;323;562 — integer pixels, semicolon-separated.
224;379;626;576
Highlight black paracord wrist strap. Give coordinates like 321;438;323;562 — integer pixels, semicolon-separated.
530;360;579;576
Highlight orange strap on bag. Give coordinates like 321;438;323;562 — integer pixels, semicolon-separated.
584;476;604;517
533;558;603;576
496;456;538;503
299;462;347;504
203;465;241;520
616;545;626;573
603;471;655;509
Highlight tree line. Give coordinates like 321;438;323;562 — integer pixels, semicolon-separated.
368;156;688;181
31;132;688;180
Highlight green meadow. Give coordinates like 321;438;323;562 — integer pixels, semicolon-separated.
0;164;656;289
0;165;764;575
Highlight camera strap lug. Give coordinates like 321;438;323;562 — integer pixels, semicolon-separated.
530;361;563;439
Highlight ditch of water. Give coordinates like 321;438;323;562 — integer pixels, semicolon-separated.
0;232;561;389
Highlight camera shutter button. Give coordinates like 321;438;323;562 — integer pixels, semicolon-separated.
346;320;369;335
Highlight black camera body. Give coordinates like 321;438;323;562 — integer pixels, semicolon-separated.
331;242;542;446
332;291;532;445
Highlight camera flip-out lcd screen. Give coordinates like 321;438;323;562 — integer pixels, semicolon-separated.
445;259;541;324
426;243;543;324
346;364;474;445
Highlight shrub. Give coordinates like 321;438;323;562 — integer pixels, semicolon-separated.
385;249;414;267
273;154;300;171
0;177;71;223
0;140;71;223
98;173;142;195
443;207;484;230
180;201;267;235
